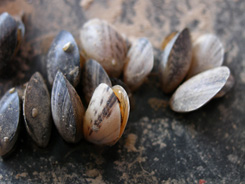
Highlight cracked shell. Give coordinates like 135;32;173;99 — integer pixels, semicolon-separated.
23;72;52;147
123;38;154;91
47;30;80;87
80;19;128;77
170;66;230;113
83;83;130;146
0;88;21;156
51;71;85;143
81;59;112;104
159;28;192;93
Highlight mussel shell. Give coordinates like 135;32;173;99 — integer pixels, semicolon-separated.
23;72;52;147
0;88;21;156
83;83;121;146
170;66;230;113
80;19;128;77
47;30;80;87
0;12;24;73
187;34;224;78
51;71;84;143
123;38;154;91
215;73;235;98
159;28;192;93
82;59;112;104
112;85;130;141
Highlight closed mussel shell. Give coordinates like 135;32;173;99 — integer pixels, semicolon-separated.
0;12;25;73
159;28;192;93
47;30;80;87
123;38;154;91
0;88;21;156
83;83;121;146
80;19;128;77
51;71;85;143
82;59;112;104
187;34;224;78
23;72;52;147
170;66;230;113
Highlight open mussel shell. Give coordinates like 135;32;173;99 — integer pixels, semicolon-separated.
215;73;235;98
83;83;130;146
123;38;154;91
47;30;80;87
23;72;52;147
0;12;25;73
0;88;21;156
80;19;128;77
81;59;112;104
170;66;230;113
51;71;85;143
159;28;192;93
187;34;224;78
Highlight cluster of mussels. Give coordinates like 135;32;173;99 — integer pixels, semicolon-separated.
0;14;154;157
159;28;234;112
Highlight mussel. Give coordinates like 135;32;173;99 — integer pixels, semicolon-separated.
159;28;192;93
47;30;81;87
215;73;235;98
0;12;25;74
123;38;154;91
83;83;130;146
187;34;224;78
170;66;230;113
81;59;112;104
0;88;21;156
51;71;85;143
80;19;128;77
23;72;52;147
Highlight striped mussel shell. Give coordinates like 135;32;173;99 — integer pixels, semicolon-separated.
23;72;52;148
47;30;81;87
83;83;130;146
0;12;25;74
0;88;21;156
159;28;192;93
80;19;128;78
51;71;85;143
187;34;224;78
123;38;154;91
170;66;230;113
81;59;112;104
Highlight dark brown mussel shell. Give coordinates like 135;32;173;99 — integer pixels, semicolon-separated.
23;72;52;148
0;12;25;74
0;88;21;156
51;71;85;143
159;28;192;93
81;59;112;104
47;30;80;87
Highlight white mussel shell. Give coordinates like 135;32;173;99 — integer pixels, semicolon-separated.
159;28;192;93
123;38;154;91
170;66;230;113
215;73;235;98
80;19;128;77
83;83;130;146
187;34;224;78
